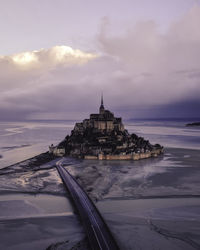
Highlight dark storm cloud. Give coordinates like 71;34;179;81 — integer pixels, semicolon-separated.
0;5;200;120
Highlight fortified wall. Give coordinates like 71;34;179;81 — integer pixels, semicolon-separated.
84;148;163;160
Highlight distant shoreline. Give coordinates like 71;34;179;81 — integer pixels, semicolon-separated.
186;122;200;127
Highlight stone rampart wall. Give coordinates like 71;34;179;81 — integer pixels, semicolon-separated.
84;155;98;160
84;148;163;160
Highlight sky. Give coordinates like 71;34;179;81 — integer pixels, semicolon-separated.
0;0;200;120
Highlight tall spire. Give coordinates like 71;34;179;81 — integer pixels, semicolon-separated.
99;93;105;114
101;93;104;106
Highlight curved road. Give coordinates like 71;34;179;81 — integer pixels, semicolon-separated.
56;159;119;250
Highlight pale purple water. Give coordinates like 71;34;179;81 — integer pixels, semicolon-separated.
0;121;73;168
0;119;199;168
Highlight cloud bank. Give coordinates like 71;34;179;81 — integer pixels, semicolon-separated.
0;5;200;120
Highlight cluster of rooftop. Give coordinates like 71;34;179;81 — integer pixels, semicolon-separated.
49;96;163;160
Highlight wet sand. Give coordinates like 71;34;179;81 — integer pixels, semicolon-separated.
1;195;200;249
0;147;200;249
97;198;200;250
0;194;85;250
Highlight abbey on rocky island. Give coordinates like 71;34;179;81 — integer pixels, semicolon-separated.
49;96;163;160
74;95;124;134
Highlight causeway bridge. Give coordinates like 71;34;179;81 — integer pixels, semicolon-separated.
56;160;119;250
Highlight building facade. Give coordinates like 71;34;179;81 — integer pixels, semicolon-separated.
74;95;124;134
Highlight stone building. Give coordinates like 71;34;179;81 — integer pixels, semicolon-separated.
74;95;124;133
49;144;65;156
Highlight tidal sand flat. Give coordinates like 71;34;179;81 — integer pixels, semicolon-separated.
0;194;85;250
0;120;200;249
98;198;200;250
0;146;200;249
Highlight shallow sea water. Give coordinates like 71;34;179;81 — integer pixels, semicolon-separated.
0;121;73;168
